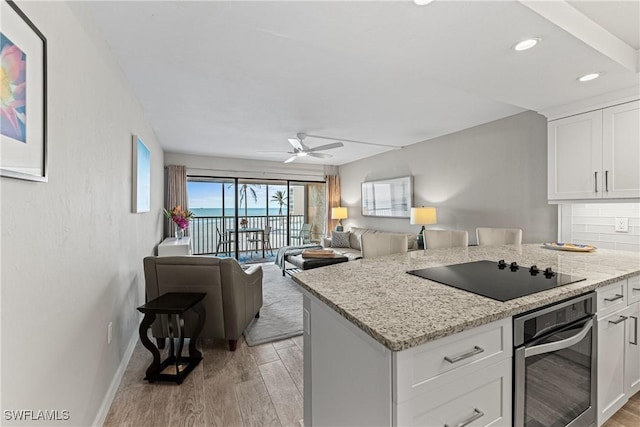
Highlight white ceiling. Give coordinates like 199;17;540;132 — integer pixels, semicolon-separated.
87;1;640;166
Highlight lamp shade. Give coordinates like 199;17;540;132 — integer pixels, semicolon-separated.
332;207;348;220
410;207;437;225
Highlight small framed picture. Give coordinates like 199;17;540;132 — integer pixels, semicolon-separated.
0;0;47;182
132;135;150;213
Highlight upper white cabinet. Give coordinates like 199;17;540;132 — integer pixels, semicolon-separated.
548;100;640;201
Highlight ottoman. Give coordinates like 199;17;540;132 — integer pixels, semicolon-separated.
285;253;348;275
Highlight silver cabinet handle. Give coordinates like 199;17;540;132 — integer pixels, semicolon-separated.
444;346;484;363
633;288;640;292
609;315;628;325
632;316;638;345
605;170;609;192
444;408;484;427
604;294;624;302
595;171;598;193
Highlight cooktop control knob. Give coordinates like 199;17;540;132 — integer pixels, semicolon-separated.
510;261;519;271
544;267;555;278
529;265;540;275
498;260;507;269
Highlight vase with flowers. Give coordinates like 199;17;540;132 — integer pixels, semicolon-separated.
164;205;193;239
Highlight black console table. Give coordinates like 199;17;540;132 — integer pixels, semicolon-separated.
137;292;206;384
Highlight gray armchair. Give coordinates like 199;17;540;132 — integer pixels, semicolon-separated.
143;256;263;351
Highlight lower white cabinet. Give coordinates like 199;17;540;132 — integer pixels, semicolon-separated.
597;305;630;425
395;358;511;427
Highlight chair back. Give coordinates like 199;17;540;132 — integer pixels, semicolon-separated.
476;227;522;246
361;233;408;258
264;225;271;240
424;230;469;249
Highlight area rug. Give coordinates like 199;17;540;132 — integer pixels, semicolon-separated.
243;263;303;346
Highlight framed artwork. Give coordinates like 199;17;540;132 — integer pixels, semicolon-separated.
132;135;150;213
0;0;47;182
361;176;413;218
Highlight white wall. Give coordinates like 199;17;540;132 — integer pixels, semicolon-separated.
1;2;164;425
338;111;557;244
560;203;640;252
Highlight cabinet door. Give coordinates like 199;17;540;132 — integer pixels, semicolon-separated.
598;306;630;426
548;110;603;200
626;302;640;396
602;101;640;198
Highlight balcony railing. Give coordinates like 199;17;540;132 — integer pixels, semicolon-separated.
190;214;308;256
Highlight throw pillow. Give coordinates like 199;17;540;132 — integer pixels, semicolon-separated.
331;231;351;248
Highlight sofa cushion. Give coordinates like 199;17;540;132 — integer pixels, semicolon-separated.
331;231;351;248
348;227;370;251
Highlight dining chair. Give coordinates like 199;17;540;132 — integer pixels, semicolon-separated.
247;225;273;256
216;227;233;255
424;230;469;249
476;227;523;246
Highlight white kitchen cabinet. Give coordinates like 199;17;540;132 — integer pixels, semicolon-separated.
597;305;630;426
596;279;627;318
548;100;640;201
625;302;640;396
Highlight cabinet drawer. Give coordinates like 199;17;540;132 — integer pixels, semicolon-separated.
394;318;511;404
627;276;640;305
597;280;627;317
395;358;511;427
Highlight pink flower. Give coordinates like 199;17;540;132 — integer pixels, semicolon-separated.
0;35;27;142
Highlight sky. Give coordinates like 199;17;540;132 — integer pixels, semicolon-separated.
187;181;289;210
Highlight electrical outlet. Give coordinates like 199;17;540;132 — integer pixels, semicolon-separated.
615;217;629;233
108;322;113;344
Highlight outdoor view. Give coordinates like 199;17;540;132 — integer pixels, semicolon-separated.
186;178;326;260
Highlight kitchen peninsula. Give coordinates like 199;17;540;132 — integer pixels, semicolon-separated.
292;244;640;426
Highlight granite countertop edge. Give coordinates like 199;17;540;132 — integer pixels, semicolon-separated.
291;244;640;352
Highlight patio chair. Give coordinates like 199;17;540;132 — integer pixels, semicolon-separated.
291;223;312;245
247;225;273;257
216;227;233;255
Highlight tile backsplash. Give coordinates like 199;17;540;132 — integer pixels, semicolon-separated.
560;203;640;252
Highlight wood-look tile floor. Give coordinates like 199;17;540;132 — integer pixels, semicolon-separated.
104;335;303;427
106;334;640;427
604;391;640;427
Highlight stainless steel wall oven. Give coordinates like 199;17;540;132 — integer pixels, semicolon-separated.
514;293;596;427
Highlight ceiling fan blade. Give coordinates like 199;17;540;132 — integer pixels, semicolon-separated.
307;142;344;152
288;138;303;151
284;155;298;163
307;152;332;159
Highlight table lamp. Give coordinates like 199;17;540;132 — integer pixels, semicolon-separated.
332;207;348;231
410;207;437;251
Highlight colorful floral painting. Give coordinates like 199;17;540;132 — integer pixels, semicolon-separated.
0;32;26;143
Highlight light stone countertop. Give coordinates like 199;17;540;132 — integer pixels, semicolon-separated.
291;244;640;351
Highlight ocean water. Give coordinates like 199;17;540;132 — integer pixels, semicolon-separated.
190;208;287;217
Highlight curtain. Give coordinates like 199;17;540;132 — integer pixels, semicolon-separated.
325;174;341;236
166;165;188;238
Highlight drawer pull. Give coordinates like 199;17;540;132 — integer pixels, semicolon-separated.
444;346;484;364
444;408;484;427
632;317;638;346
604;294;624;302
608;316;628;325
633;288;640;292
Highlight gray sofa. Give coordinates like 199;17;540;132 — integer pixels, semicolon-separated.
322;226;418;259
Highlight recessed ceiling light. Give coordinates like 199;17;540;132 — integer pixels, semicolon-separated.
578;73;601;82
413;0;435;5
513;38;540;51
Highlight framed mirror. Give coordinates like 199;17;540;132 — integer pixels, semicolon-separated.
361;176;413;218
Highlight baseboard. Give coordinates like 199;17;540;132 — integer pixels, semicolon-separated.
92;326;139;426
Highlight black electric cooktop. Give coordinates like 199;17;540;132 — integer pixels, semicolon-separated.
407;260;586;302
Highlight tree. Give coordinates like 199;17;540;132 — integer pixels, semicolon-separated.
228;183;261;219
271;190;288;215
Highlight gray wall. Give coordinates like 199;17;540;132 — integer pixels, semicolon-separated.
1;2;164;425
339;111;557;244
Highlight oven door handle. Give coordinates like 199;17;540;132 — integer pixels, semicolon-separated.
524;319;593;358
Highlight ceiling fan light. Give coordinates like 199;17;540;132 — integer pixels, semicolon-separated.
578;73;601;82
513;38;540;51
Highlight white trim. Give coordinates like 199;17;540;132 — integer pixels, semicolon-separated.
92;327;139;427
541;87;640;121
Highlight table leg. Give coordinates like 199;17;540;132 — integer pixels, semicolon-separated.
189;302;205;359
139;312;161;380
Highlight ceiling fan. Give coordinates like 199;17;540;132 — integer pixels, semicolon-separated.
282;133;344;163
